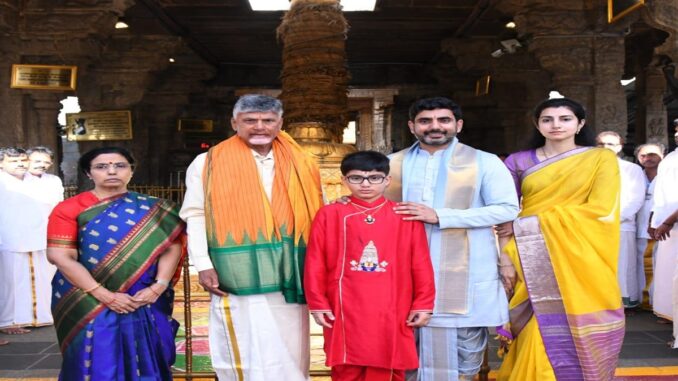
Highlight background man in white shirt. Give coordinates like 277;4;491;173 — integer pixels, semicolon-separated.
596;131;646;311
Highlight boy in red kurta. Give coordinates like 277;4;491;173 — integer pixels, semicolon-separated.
305;151;435;381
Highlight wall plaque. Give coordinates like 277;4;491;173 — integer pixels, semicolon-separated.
66;110;133;141
10;64;77;91
177;119;214;133
608;0;645;23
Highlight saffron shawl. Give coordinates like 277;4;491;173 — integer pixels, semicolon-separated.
203;131;323;303
498;148;624;381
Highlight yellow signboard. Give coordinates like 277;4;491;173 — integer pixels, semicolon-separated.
10;64;77;91
66;111;133;141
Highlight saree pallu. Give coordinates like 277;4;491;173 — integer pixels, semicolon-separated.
497;148;625;381
50;192;185;381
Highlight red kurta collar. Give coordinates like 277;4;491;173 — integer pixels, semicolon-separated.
347;196;387;208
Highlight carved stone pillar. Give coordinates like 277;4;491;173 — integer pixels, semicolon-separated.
643;1;678;63
27;92;63;152
528;37;596;124
515;2;628;135
348;88;398;153
593;36;627;137
639;64;668;145
277;0;354;200
0;50;24;145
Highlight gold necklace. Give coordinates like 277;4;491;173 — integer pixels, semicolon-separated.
349;200;387;224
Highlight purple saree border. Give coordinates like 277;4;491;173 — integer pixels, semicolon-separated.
513;215;584;380
520;147;594;182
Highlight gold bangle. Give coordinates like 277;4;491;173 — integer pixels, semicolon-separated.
83;283;101;293
148;286;161;297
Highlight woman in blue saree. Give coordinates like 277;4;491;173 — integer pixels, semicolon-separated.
47;147;185;380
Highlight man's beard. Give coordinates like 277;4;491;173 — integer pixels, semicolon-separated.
417;130;455;146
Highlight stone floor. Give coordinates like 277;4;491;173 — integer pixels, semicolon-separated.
0;310;676;380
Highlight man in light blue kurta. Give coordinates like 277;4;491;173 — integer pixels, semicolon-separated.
386;97;519;381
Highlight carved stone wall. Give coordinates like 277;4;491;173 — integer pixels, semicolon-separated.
0;0;135;176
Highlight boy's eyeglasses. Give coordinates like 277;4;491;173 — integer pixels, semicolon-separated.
91;163;132;171
346;175;386;184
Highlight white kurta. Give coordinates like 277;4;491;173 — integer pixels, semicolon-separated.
616;159;646;307
179;150;310;381
0;171;61;328
649;149;678;344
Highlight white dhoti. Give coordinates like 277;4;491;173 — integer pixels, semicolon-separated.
209;292;310;381
653;226;678;323
618;231;641;307
0;250;56;328
637;238;657;307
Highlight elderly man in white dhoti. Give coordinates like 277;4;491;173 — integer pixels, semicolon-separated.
634;143;665;309
180;94;323;380
0;147;58;336
650;122;678;347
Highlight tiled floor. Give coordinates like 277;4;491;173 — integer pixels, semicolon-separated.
0;310;675;379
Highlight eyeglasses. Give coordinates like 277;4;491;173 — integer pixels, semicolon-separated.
91;162;132;171
346;175;386;184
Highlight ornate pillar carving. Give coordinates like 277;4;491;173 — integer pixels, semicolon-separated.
514;2;628;135
643;1;678;63
639;63;668;145
348;88;398;153
593;36;627;137
277;0;355;200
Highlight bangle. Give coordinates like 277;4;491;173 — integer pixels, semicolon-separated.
83;283;101;293
155;279;170;288
148;286;161;297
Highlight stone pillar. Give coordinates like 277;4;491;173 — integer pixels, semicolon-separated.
528;37;596;124
0;51;24;145
643;2;678;63
514;2;628;135
593;36;627;137
27;92;64;157
639;64;668;144
277;0;355;200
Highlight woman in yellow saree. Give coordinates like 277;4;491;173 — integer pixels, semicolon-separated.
497;98;624;380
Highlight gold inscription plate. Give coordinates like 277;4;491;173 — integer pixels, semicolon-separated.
177;119;214;133
10;64;77;91
66;111;133;141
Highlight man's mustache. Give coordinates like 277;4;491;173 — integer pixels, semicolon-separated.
424;130;448;135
